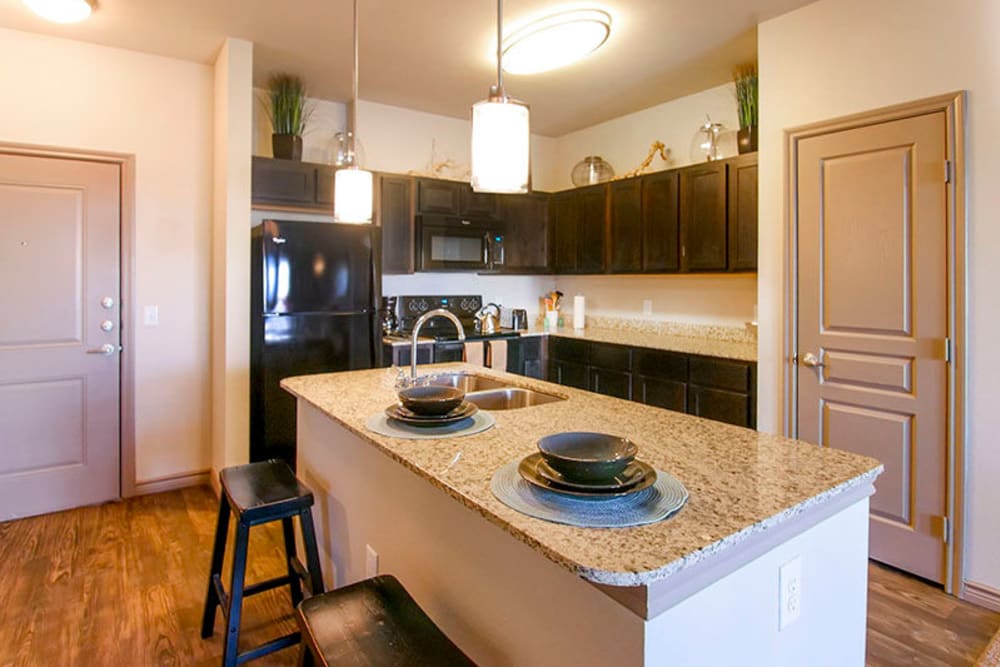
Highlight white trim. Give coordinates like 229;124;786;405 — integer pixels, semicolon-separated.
964;581;1000;613
133;469;210;496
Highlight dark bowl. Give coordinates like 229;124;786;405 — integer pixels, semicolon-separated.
397;385;465;416
537;432;638;483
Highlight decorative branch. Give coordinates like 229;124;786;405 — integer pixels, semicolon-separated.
618;141;671;179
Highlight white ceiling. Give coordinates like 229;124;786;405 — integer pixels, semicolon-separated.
0;0;812;136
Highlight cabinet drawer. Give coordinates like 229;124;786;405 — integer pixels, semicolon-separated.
589;342;631;371
635;375;686;412
688;385;751;427
589;368;631;399
549;337;589;362
632;348;687;381
550;360;588;389
689;356;752;392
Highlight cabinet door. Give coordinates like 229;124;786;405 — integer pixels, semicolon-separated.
728;154;758;271
688;385;751;427
635;375;687;411
252;157;317;206
577;185;608;273
460;187;498;218
315;164;336;206
379;175;415;274
550;360;588;389
589;367;631;399
550;193;578;273
642;171;680;272
609;178;643;273
417;179;461;214
500;193;550;272
680;162;727;271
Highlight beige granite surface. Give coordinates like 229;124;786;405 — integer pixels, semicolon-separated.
282;364;880;587
521;322;758;362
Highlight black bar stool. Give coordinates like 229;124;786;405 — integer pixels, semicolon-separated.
201;460;325;666
296;574;477;666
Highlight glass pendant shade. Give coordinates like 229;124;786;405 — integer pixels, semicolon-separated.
334;167;373;223
23;0;92;23
471;98;530;194
570;155;614;187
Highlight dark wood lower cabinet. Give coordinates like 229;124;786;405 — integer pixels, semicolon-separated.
551;359;589;390
589;367;631;399
635;375;687;412
688;385;751;427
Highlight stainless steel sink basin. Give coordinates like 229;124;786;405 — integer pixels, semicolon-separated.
465;387;565;410
427;372;510;393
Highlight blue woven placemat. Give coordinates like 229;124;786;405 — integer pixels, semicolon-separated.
490;459;688;528
365;411;495;439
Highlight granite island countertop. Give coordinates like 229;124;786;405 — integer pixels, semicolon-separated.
282;364;879;587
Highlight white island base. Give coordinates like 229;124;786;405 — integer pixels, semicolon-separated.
295;401;872;667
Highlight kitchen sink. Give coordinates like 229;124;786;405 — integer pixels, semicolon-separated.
427;372;511;393
465;388;565;410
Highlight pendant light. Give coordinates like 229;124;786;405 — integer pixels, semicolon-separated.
471;0;530;194
334;0;374;223
23;0;93;23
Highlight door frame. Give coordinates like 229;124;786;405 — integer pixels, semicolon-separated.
783;92;967;595
0;141;138;499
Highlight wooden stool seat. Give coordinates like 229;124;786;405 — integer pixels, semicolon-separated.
297;575;477;667
220;460;314;524
202;460;325;667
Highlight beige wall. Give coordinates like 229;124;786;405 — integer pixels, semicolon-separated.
758;0;1000;592
0;27;213;484
211;38;254;474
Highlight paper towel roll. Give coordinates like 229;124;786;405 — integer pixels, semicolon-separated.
573;295;586;330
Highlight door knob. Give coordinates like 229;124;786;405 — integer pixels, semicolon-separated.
801;352;825;368
86;343;116;356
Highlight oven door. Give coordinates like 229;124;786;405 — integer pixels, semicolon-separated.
418;217;491;271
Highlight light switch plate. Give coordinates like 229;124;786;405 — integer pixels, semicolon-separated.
143;305;159;327
779;556;802;630
642;299;653;315
365;544;379;578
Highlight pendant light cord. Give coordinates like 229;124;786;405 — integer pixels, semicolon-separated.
496;0;504;95
351;0;359;135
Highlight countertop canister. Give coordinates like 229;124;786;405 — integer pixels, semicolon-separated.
573;295;586;330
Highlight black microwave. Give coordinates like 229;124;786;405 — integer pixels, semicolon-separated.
417;215;505;272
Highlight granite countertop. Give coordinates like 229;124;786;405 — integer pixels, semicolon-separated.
522;325;757;362
282;363;880;588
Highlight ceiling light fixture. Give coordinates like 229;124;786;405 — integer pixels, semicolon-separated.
333;0;374;224
23;0;93;24
502;8;611;75
471;0;530;194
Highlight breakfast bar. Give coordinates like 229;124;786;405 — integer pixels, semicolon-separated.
282;364;882;666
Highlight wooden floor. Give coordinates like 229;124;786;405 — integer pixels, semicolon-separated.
0;487;996;666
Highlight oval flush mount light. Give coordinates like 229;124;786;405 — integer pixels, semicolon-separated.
23;0;94;23
502;8;611;75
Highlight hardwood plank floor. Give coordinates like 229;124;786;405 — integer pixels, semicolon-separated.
0;487;996;666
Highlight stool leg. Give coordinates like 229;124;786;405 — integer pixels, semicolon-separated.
281;516;304;606
222;520;251;667
299;508;325;596
200;496;230;639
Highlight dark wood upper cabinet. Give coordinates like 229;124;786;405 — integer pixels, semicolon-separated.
499;193;549;273
679;161;728;272
727;153;758;271
379;175;415;274
416;179;461;214
641;170;680;273
576;184;608;273
460;188;498;218
550;192;579;273
252;157;336;211
609;178;643;273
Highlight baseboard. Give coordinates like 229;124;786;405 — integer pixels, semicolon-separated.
134;469;211;497
964;580;1000;612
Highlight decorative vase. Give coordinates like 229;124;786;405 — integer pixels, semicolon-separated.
571;156;614;187
272;134;303;161
737;126;758;154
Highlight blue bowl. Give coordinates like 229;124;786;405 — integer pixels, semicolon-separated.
537;432;638;483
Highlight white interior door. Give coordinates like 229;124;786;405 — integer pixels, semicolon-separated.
0;153;121;520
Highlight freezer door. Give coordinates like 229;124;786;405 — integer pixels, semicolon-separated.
261;219;375;314
251;312;376;466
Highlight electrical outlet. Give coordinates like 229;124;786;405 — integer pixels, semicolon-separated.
143;305;159;327
779;557;802;630
365;544;379;578
642;299;653;315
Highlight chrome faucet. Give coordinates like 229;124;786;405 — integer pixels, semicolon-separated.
411;308;466;379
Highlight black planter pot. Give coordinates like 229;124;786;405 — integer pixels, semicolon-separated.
272;134;303;161
737;126;758;154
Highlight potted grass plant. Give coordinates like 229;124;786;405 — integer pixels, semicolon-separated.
733;64;758;154
265;73;311;160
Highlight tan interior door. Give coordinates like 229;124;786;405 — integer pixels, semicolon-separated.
0;154;121;520
796;112;949;583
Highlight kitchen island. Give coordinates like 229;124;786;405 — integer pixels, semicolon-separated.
282;364;881;666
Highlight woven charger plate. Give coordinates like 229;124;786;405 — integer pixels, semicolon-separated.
490;458;688;528
365;410;495;440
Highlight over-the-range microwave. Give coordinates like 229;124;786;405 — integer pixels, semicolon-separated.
417;215;505;272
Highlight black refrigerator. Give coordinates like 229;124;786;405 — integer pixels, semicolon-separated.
251;219;381;467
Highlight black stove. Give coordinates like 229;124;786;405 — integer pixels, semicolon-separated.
388;294;519;364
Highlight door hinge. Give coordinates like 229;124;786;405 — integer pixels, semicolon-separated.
932;514;951;543
944;337;952;363
944;160;952;183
